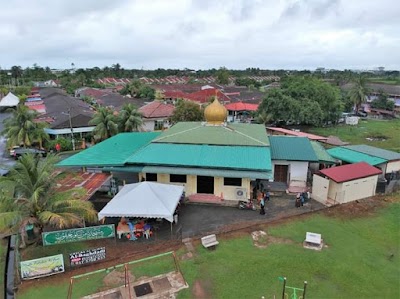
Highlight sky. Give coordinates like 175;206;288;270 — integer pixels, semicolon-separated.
0;0;399;70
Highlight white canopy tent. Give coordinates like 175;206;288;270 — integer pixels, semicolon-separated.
98;181;184;222
0;92;19;107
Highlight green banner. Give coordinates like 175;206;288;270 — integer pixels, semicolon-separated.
42;224;115;246
21;254;64;280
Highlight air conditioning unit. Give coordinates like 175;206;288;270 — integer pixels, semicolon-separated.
235;188;247;200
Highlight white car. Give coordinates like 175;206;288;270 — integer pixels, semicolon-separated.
9;146;20;157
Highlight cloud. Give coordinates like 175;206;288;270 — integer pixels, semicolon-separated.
0;0;398;70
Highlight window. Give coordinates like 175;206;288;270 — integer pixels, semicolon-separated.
146;173;157;181
154;121;164;131
170;174;187;183
224;177;242;186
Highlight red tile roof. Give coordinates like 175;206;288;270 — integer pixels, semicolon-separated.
225;102;259;111
56;172;111;200
138;101;175;118
267;127;328;141
319;162;382;183
186;88;230;104
163;90;190;99
26;104;46;113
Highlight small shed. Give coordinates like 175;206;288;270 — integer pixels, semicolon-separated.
312;162;381;205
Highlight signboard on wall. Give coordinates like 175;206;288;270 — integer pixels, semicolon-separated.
69;247;106;266
20;254;64;280
42;224;115;246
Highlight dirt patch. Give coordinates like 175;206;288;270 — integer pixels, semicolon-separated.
322;196;389;219
103;270;135;287
192;279;212;299
251;231;294;249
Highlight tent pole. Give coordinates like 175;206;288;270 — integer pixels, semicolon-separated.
170;222;172;240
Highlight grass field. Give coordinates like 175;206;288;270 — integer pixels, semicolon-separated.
308;119;400;152
16;196;400;299
367;78;400;85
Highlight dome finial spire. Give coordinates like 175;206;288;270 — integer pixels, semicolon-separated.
204;90;227;125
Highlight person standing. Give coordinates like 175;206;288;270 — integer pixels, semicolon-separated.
55;143;61;153
260;197;265;215
265;190;270;201
295;193;301;208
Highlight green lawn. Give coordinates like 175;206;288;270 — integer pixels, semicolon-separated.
176;202;399;299
308;119;400;152
16;200;400;299
367;78;400;85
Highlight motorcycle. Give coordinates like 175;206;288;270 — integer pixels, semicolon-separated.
239;200;256;210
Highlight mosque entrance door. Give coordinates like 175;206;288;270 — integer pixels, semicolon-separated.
197;176;214;194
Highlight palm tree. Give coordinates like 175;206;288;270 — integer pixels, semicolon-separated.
32;121;50;149
255;111;273;126
0;154;98;247
2;104;42;148
349;75;370;113
89;107;118;141
118;103;143;132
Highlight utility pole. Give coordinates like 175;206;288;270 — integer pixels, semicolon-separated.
68;108;76;151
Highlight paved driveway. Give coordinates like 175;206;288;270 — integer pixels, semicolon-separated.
180;196;325;238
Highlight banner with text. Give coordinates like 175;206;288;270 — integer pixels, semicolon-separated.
70;247;106;266
20;254;64;280
42;224;115;246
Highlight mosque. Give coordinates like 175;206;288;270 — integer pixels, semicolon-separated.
59;97;272;203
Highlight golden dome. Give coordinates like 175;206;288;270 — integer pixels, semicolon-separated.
204;97;227;125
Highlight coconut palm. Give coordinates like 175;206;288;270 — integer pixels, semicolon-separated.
349;75;370;113
2;104;46;148
118;103;143;132
32;121;49;149
89;107;118;141
0;154;98;247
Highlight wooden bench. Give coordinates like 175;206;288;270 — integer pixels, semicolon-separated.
201;234;219;249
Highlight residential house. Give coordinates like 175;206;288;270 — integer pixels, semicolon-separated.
138;101;175;131
225;102;259;122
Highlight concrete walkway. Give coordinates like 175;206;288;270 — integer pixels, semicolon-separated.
180;195;325;238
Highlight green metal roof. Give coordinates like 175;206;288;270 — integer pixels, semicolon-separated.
269;136;318;161
57;132;161;167
310;141;336;164
327;147;387;166
152;122;269;146
103;166;272;180
343;145;400;161
126;143;271;171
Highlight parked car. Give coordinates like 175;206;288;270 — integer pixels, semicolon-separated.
13;148;47;159
9;145;21;157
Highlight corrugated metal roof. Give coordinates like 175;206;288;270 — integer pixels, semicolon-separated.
57;132;161;167
343;145;400;161
319;162;382;183
327;147;387;166
269;136;318;161
310;141;336;164
127;143;271;171
153;122;269;146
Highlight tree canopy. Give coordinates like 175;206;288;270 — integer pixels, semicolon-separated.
0;154;97;247
257;77;342;126
89;107;118;141
118;103;143;132
349;75;370;113
170;100;203;123
2;104;49;148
